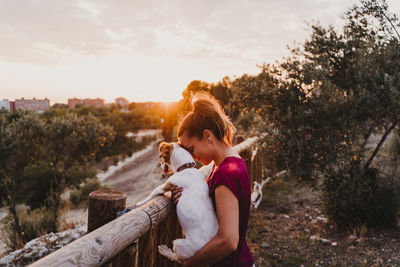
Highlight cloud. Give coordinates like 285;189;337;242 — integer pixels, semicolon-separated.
0;0;399;66
1;0;400;103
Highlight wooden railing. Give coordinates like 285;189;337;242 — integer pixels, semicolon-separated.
30;195;178;266
30;136;261;267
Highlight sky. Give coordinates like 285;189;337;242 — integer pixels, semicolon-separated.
0;0;399;104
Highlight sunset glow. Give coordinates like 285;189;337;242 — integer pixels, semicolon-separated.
0;0;399;104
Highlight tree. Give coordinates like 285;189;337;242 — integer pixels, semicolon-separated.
43;113;114;231
0;110;45;246
228;0;400;228
300;0;400;170
181;80;211;112
230;0;400;181
210;76;232;107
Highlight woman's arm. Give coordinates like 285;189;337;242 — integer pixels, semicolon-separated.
183;185;240;267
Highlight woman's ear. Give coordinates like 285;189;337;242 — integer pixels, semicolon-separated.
203;130;213;142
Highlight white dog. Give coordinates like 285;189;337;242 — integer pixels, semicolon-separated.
136;142;218;263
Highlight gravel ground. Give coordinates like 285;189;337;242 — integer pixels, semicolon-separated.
248;179;400;267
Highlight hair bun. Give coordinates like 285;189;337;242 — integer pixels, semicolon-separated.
191;93;219;117
189;92;236;145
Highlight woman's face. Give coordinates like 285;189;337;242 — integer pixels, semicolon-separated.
178;131;214;165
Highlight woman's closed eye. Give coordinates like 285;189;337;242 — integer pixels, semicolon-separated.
184;146;194;155
178;142;194;155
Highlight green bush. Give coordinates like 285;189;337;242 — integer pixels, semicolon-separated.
21;161;53;210
1;207;54;250
69;189;81;206
321;161;399;230
69;177;111;207
65;166;98;188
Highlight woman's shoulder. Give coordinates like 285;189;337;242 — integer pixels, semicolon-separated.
210;157;249;199
216;156;247;175
212;157;248;184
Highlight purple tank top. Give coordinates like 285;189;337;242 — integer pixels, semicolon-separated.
206;157;254;267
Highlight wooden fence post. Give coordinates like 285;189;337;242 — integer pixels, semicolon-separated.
88;190;136;267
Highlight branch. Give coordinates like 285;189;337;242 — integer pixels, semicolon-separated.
365;119;399;169
382;12;400;41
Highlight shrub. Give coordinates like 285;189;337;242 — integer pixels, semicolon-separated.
65;166;98;188
21;161;53;210
1;207;54;250
69;177;111;207
69;189;81;206
321;161;399;230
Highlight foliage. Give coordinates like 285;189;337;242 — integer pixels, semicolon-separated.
388;129;400;159
46;102;166;155
19;163;99;211
20;161;53;210
0;109;45;246
321;161;398;229
222;0;400;228
180;77;233;117
226;0;400;180
69;177;111;207
1;207;54;250
0;98;169;245
181;80;212;112
43;113;114;231
0;109;115;245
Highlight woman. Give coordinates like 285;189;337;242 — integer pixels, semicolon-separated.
172;93;254;267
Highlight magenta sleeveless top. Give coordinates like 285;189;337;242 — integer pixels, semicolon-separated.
206;157;254;267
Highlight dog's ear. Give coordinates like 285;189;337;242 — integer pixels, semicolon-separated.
158;142;174;164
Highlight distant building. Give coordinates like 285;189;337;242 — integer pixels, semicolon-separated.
14;97;50;112
82;98;104;108
68;98;104;108
68;98;82;109
0;99;11;111
115;97;129;107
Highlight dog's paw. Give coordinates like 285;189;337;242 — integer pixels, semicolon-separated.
164;191;172;198
136;201;144;207
158;245;182;263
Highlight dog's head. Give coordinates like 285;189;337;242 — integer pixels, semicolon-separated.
158;141;195;174
159;142;174;174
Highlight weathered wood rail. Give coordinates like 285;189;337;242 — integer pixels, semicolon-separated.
30;136;264;267
30;196;175;266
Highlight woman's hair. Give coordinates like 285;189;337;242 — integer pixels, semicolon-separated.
177;92;236;145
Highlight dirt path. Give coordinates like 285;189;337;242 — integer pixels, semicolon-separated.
103;141;165;207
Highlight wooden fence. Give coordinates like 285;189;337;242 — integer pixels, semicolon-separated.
30;136;264;267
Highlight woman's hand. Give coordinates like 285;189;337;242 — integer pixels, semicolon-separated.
171;185;183;205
